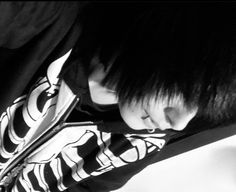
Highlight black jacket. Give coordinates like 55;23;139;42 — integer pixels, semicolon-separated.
0;2;174;191
0;2;235;192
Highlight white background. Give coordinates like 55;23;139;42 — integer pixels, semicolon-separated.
113;135;236;192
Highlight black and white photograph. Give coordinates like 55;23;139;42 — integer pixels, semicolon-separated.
0;1;236;191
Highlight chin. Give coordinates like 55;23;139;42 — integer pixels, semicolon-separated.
119;107;146;130
125;120;146;130
119;102;146;130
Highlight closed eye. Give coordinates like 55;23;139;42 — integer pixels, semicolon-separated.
141;109;150;120
142;110;159;128
141;115;150;120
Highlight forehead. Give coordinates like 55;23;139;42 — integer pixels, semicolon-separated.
140;93;186;108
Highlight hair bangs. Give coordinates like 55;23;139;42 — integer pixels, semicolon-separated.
101;5;236;122
73;3;236;122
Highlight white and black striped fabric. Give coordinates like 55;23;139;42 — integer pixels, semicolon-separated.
0;50;168;191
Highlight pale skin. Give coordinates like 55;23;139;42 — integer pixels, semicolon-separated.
88;64;198;132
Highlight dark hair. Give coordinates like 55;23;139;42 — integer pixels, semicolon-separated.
73;2;236;122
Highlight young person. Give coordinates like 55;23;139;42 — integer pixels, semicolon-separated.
0;2;236;191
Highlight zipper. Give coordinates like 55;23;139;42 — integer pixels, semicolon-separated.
0;95;80;188
62;121;103;127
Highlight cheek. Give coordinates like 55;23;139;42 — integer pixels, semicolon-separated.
118;103;146;130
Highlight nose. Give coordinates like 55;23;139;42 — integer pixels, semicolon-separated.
163;107;198;131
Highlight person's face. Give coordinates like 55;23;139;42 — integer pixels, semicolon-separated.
118;95;198;132
89;60;198;132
